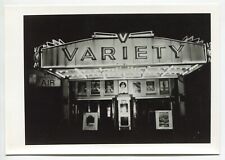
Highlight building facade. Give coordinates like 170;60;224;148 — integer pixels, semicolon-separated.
29;31;210;143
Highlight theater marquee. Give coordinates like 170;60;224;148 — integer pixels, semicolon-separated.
38;32;207;69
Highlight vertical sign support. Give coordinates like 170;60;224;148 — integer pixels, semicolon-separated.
62;78;70;122
178;76;186;116
178;75;186;132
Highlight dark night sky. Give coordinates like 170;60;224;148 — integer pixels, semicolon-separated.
24;14;210;70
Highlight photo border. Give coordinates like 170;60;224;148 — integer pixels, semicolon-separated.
4;5;220;155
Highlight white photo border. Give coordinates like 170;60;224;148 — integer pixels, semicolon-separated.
4;5;220;155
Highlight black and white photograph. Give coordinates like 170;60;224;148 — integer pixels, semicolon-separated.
23;13;211;145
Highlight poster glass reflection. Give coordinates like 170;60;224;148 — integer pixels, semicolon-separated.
77;81;87;96
159;79;169;94
133;81;141;94
105;80;114;95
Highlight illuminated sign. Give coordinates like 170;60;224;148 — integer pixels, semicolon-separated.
37;76;61;87
38;32;207;68
29;71;61;87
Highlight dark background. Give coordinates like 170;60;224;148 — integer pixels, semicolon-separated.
24;14;210;144
24;14;210;69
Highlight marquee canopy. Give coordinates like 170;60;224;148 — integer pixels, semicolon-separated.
33;31;208;80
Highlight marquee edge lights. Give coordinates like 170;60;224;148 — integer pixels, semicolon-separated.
182;36;204;44
51;64;196;80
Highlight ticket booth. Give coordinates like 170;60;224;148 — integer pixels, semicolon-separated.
117;94;131;130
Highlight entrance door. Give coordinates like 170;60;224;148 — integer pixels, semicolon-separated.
99;101;114;132
117;94;131;130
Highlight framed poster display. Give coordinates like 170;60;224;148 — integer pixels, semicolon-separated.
91;80;100;95
146;80;156;94
104;80;114;95
77;81;87;96
159;79;170;94
82;112;98;131
119;80;128;94
132;81;141;94
155;110;173;130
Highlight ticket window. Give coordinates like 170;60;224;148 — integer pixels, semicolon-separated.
117;96;131;130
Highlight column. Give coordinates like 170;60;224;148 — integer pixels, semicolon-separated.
62;78;70;121
177;76;186;134
178;76;186;116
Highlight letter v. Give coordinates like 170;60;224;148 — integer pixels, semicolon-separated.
117;33;130;43
62;47;78;61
